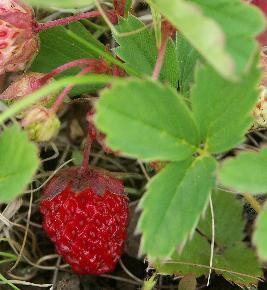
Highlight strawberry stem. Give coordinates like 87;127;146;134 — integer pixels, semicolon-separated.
48;66;92;114
43;58;109;114
81;131;93;171
81;114;97;171
34;10;105;33
152;35;168;80
152;22;175;80
39;59;103;84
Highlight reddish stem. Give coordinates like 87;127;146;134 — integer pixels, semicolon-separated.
39;59;100;85
49;85;72;113
152;21;176;81
49;66;92;114
81;112;97;171
114;0;126;17
34;11;104;33
152;32;169;80
46;58;110;113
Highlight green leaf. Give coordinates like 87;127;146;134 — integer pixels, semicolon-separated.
115;16;179;87
219;147;267;194
95;79;199;162
176;33;199;97
25;0;94;8
0;125;39;202
138;156;216;258
157;233;210;277
31;22;105;96
198;194;243;247
158;191;262;285
254;202;267;261
198;191;261;284
192;58;261;154
150;0;265;79
125;0;133;15
214;242;262;285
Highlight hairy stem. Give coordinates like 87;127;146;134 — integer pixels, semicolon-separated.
81;114;97;172
39;59;101;84
34;11;105;33
49;66;92;113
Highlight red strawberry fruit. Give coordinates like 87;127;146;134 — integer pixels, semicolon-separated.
40;166;129;275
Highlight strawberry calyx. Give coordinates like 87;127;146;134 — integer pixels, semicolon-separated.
43;167;125;200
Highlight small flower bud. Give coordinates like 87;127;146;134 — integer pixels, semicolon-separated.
0;0;39;74
21;106;60;142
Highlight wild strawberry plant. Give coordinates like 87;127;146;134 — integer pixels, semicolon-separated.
1;0;267;288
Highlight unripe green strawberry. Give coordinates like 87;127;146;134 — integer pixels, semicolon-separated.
21;106;60;142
